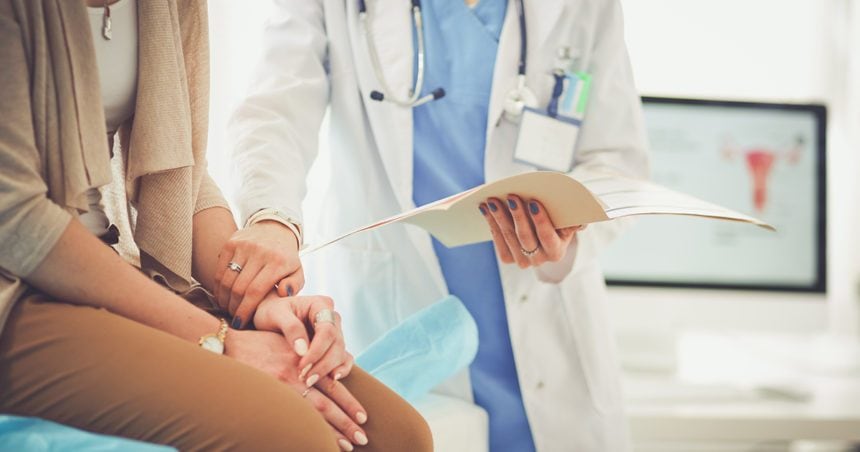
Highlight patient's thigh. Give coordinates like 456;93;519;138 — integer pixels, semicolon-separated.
0;296;337;452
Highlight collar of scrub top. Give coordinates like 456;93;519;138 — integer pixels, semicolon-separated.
358;0;533;117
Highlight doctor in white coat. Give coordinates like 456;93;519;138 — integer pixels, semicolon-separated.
225;0;648;450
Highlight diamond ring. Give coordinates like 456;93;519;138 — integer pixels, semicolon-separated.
520;246;539;257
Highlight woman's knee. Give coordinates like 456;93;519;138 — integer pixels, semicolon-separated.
219;408;339;452
343;370;433;452
366;399;433;452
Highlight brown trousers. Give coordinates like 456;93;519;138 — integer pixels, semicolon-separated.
0;296;433;452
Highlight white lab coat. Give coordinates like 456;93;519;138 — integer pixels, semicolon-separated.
228;0;649;450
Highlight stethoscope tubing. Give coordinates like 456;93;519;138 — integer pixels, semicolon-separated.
361;0;429;106
514;0;527;77
360;0;527;110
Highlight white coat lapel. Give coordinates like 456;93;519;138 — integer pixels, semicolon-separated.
346;0;415;212
486;0;568;133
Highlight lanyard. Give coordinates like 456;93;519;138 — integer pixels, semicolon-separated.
547;72;566;117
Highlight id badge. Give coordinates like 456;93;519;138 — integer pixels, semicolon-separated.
513;107;582;173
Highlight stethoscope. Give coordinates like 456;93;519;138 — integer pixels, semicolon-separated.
358;0;539;120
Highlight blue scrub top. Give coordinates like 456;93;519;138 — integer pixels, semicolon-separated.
411;1;536;451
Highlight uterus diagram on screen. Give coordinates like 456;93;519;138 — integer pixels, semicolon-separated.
722;136;804;214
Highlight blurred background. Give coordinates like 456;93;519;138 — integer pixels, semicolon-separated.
206;1;860;450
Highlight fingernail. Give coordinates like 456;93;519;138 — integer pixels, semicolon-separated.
529;201;539;215
479;206;487;216
306;373;320;387
488;202;498;212
231;317;242;329
334;372;343;381
294;339;308;356
354;431;368;446
507;198;517;210
338;439;354;451
356;411;367;424
299;363;312;380
287;286;294;297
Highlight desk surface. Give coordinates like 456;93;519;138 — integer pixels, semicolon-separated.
623;333;860;442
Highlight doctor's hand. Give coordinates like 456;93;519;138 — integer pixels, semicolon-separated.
480;195;585;269
225;326;368;450
215;221;304;329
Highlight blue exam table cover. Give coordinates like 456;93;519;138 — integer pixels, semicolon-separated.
0;415;175;451
356;295;479;402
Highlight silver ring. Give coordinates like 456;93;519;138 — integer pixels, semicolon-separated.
227;261;243;273
314;309;336;326
520;246;540;257
301;388;311;398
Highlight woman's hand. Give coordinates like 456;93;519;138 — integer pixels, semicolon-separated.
214;221;304;328
254;293;355;384
480;195;585;268
225;328;368;449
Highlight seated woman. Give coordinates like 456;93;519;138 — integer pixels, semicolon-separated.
0;1;432;451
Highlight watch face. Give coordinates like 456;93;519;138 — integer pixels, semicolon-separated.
201;336;224;355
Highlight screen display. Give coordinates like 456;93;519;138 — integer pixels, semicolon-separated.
600;98;826;292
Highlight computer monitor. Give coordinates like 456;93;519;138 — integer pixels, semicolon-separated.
600;97;827;292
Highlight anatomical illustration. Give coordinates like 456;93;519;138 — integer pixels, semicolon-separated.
722;136;804;213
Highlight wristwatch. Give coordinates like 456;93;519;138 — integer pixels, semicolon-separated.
244;208;303;249
199;318;229;355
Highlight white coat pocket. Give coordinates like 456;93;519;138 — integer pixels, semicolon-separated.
558;264;623;414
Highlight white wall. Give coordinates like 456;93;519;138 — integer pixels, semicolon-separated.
207;0;273;200
207;0;331;231
612;0;860;338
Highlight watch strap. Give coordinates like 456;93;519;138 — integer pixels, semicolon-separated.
245;208;303;249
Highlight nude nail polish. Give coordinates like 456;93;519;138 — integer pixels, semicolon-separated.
299;364;312;380
334;372;343;381
354;431;368;446
338;439;354;451
294;339;308;356
306;374;320;387
356;411;368;424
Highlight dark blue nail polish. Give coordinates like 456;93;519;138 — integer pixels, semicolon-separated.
529;202;540;215
479;206;487;216
488;202;498;212
287;286;294;297
231;316;242;329
507;199;517;210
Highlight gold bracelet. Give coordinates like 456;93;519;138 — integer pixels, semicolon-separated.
198;318;229;355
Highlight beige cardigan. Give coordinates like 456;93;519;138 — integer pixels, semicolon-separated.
0;0;229;334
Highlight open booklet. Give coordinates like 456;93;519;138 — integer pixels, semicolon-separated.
301;171;774;256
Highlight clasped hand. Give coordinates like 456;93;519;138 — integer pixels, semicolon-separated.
214;221;305;329
226;293;364;449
